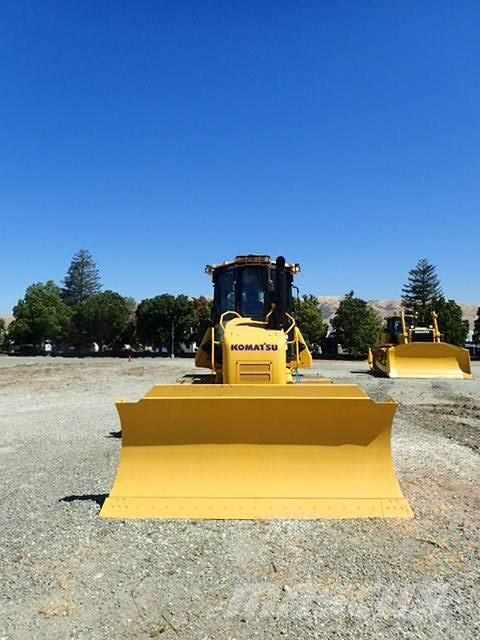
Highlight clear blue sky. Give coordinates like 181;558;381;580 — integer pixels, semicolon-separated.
1;1;479;315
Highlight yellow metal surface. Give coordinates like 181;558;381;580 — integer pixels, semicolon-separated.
101;384;413;520
195;315;313;383
292;326;313;368
194;326;213;370
223;317;289;384
372;342;473;379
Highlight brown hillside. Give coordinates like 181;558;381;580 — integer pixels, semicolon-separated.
318;297;478;329
1;316;14;327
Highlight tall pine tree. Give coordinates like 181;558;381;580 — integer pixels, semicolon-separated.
62;249;101;307
473;307;480;345
401;258;442;320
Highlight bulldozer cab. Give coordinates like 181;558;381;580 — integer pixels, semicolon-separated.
385;312;439;345
385;316;404;343
211;255;295;324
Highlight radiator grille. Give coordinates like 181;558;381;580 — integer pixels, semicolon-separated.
237;362;271;383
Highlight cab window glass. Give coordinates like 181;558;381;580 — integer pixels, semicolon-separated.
214;268;235;317
241;267;267;317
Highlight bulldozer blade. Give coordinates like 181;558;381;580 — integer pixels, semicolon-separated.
375;343;473;379
100;384;413;520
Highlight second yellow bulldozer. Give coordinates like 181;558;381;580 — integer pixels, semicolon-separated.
101;255;412;520
369;311;472;379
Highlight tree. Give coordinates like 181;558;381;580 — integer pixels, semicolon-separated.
63;249;101;306
117;297;138;348
331;291;382;357
401;258;442;320
75;291;133;350
428;298;469;346
473;308;480;345
293;294;327;353
192;297;213;347
0;318;6;349
9;282;72;347
136;294;195;354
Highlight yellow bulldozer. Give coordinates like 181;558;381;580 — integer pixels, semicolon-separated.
369;310;472;379
101;255;412;520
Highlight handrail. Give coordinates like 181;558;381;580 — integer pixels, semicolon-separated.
219;310;242;332
265;303;276;323
400;310;409;342
284;312;296;336
266;306;296;337
210;326;217;372
431;311;441;343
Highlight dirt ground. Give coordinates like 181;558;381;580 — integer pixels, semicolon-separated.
0;356;479;639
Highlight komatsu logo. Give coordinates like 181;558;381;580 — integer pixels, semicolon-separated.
231;344;278;351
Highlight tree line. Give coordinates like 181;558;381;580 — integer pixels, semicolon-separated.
3;250;209;354
1;251;478;356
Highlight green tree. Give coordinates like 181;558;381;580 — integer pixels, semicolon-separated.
75;291;133;350
118;297;138;348
0;318;6;349
293;294;327;352
63;249;101;306
473;307;480;345
136;294;195;354
331;291;382;357
401;258;442;320
428;298;469;346
192;297;213;347
9;282;72;347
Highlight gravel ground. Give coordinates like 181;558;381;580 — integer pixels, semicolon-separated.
0;356;479;639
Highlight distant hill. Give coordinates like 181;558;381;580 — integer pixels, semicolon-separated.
0;316;14;327
318;297;478;329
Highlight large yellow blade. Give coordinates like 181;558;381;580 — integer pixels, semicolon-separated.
386;343;473;379
100;384;413;520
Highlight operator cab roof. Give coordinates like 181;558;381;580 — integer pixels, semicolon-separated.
205;254;300;276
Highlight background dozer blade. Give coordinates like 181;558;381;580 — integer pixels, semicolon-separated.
100;384;413;520
387;343;473;379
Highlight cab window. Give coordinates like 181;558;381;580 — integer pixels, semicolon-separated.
240;267;267;318
213;267;236;319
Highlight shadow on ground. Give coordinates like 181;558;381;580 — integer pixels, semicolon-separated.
60;494;108;507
